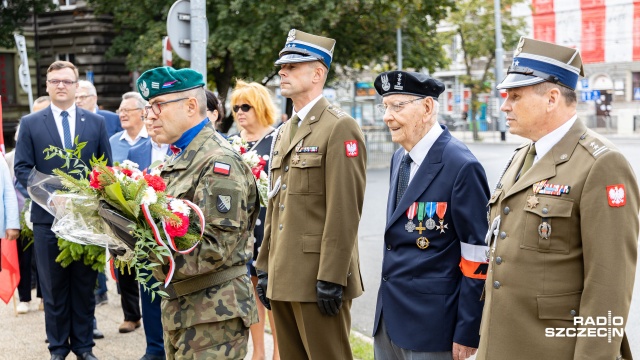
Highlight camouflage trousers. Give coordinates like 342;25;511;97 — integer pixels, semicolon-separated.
164;317;249;359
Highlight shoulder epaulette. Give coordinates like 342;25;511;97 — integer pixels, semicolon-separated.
326;105;349;119
578;131;611;159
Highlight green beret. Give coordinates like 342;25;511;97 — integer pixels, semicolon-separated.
136;67;205;100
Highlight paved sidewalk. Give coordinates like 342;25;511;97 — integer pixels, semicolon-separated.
0;275;274;359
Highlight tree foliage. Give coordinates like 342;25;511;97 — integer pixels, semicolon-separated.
439;0;526;139
88;0;455;101
0;0;56;48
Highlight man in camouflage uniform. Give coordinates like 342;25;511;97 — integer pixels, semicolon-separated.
137;67;259;359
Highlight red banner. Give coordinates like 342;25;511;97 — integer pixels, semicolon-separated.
581;0;606;63
0;238;21;304
634;1;640;61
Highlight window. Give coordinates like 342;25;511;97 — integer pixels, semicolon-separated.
0;53;17;106
53;0;77;10
56;53;76;64
632;72;640;101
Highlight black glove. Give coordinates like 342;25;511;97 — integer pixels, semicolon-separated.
256;271;271;310
316;280;343;316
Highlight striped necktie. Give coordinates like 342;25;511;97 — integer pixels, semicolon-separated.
61;110;72;149
396;153;412;209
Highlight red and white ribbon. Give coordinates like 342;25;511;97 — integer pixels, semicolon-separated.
141;203;175;287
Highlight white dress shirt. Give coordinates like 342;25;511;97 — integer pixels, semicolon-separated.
151;141;169;164
291;94;324;124
50;103;77;148
119;127;149;146
533;114;577;164
406;124;444;184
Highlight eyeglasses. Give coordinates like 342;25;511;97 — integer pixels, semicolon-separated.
375;97;425;115
232;104;252;113
144;97;188;117
47;79;76;86
75;95;95;101
118;108;143;115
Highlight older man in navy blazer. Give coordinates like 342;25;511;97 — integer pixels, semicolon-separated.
14;60;112;360
372;71;489;360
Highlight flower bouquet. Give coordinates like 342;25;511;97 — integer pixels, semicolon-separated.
28;141;205;297
228;135;268;206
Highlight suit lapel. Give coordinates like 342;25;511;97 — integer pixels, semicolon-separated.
284;97;328;155
43;107;64;150
386;128;448;231
505;120;585;198
74;108;88;145
386;151;402;222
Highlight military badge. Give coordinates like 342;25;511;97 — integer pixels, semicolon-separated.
607;184;626;207
287;29;296;42
298;146;319;153
217;195;232;213
538;221;551;239
416;236;429;250
138;81;150;97
344;140;358;157
526;195;539;209
393;73;404;90
381;74;391;91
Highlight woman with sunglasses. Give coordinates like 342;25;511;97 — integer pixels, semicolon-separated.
229;79;280;360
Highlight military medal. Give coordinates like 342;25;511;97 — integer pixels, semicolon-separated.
414;202;427;236
425;202;436;230
405;202;418;232
526;195;539;209
416;236;429;250
435;202;448;234
538;221;552;239
291;154;300;164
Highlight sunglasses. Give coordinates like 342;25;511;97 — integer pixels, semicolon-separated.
233;104;252;113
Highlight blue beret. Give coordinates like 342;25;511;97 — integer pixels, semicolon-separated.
497;37;584;90
136;67;205;101
374;71;445;99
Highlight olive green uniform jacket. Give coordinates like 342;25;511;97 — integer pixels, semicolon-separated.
255;97;367;302
477;119;639;360
156;123;260;332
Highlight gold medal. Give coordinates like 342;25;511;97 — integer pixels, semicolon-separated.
291;154;300;164
416;236;429;249
526;195;539;209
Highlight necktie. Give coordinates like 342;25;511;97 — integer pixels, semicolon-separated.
61;110;72;149
520;143;537;176
396;153;412;209
289;115;300;142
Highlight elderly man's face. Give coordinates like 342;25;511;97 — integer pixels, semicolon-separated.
144;94;190;144
75;88;97;111
501;85;548;141
382;94;431;151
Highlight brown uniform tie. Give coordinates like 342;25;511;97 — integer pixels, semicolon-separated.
289;115;300;141
520;143;537;175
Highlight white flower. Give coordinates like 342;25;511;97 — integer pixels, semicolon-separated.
228;135;248;154
115;170;127;182
242;151;261;168
169;199;190;216
120;160;140;170
149;166;162;176
259;170;268;181
141;187;158;205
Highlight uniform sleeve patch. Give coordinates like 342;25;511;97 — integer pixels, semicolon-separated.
344;140;359;157
213;162;231;175
607;184;626;207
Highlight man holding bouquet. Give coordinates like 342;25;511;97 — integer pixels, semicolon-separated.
136;66;260;359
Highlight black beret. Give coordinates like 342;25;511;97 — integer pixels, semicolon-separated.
374;71;445;99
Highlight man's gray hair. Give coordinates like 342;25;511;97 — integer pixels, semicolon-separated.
122;91;147;109
184;87;207;117
77;80;97;96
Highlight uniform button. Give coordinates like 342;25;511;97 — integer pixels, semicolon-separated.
542;208;549;215
503;206;510;215
282;184;287;190
274;151;279;155
386;244;391;250
495;256;503;264
382;276;388;281
493;281;501;289
279;224;283;230
280;204;285;211
285;166;289;172
302;161;306;166
500;231;507;239
570;309;577;316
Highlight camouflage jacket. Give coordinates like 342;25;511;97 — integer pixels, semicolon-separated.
156;122;259;331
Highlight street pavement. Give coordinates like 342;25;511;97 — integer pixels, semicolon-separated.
0;276;275;359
